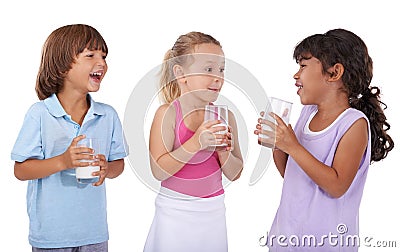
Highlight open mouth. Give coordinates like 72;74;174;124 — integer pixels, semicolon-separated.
295;82;303;93
90;71;103;81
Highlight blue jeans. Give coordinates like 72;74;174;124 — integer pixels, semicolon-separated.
32;241;108;252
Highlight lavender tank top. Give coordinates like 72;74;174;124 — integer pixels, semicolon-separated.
161;100;224;198
268;105;371;251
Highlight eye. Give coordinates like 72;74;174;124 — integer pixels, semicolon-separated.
86;54;94;58
205;67;213;72
219;68;225;73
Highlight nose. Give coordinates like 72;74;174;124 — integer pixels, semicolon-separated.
214;74;224;85
293;70;299;79
97;58;106;67
96;60;107;72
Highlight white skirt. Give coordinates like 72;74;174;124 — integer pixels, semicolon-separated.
143;187;228;252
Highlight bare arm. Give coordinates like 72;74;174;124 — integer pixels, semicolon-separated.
14;135;93;181
272;114;368;198
149;104;196;181
15;156;66;181
106;159;124;178
254;113;288;178
272;149;288;178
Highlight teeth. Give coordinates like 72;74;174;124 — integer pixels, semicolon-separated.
91;72;102;76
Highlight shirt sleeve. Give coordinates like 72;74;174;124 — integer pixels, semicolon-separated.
11;104;44;162
108;109;129;162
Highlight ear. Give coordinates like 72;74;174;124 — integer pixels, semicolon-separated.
327;63;344;81
173;64;186;84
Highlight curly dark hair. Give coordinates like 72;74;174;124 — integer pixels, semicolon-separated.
293;28;394;162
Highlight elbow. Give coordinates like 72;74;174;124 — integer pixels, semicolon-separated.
329;192;345;199
231;170;242;181
226;166;243;181
327;187;348;199
14;172;26;181
14;163;28;181
118;161;125;176
108;159;125;178
113;165;124;178
150;159;171;181
151;171;165;181
324;169;351;198
150;166;170;181
230;173;241;181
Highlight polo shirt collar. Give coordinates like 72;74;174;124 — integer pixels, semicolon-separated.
88;94;105;117
44;94;66;118
43;93;105;118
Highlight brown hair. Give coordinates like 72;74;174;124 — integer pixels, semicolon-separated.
35;24;108;100
159;32;221;104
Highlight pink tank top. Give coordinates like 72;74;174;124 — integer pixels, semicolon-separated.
161;100;224;198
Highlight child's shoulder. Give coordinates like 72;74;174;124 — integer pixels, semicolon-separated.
26;100;48;116
341;108;369;125
157;103;173;112
153;103;176;122
155;103;176;114
345;107;366;118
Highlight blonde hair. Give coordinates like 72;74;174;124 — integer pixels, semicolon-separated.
159;32;221;104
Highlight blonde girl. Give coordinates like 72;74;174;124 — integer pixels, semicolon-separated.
144;32;243;252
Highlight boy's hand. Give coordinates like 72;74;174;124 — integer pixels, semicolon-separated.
92;154;108;186
61;135;94;171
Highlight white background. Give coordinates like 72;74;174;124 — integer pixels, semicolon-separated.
1;0;399;251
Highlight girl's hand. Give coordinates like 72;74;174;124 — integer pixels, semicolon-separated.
225;125;234;151
216;125;234;160
254;111;273;146
218;125;234;152
254;111;264;136
269;112;299;153
254;111;299;152
61;135;94;171
192;120;227;150
92;154;108;186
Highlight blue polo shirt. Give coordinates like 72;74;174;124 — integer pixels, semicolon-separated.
11;94;129;248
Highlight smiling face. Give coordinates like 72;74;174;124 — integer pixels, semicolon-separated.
179;43;225;103
63;48;107;94
293;56;330;105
